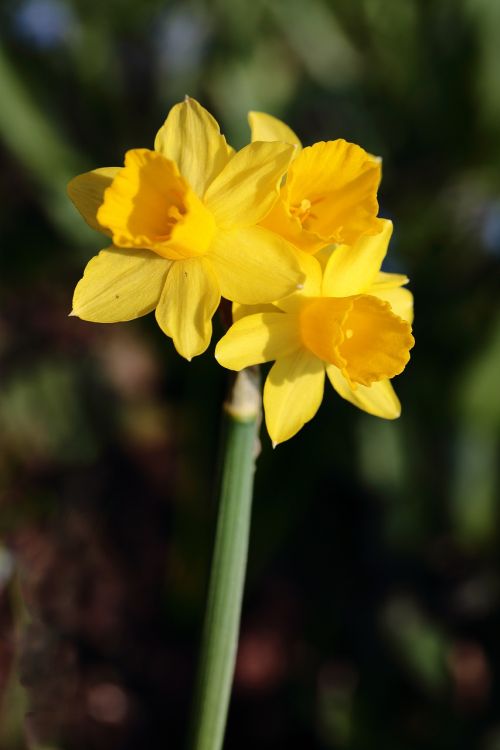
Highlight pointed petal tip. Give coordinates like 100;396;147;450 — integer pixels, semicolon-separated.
391;400;402;419
68;309;77;317
272;441;278;449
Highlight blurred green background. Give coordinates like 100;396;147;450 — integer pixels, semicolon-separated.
1;0;500;748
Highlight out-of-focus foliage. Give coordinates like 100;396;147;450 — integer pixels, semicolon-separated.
0;0;499;748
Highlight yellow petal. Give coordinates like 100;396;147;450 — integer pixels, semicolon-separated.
154;97;233;196
314;245;338;270
207;226;303;304
204;141;295;229
275;250;322;312
232;302;280;323
215;312;301;370
67;167;121;234
326;366;401;419
322;219;393;297
264;349;325;445
71;246;169;322
97;149;216;260
155;257;220;359
285;139;383;247
248;111;302;150
370;271;409;290
370;287;414;324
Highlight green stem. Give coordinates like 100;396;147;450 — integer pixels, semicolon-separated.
188;367;261;750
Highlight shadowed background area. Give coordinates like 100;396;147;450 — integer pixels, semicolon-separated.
1;0;500;748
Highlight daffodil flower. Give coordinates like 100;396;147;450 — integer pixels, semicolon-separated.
68;98;303;360
215;220;414;445
248;111;384;254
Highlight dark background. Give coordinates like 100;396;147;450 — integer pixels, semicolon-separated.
1;0;500;748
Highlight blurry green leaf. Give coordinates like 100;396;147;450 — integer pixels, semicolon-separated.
381;597;449;694
0;45;91;244
317;664;357;748
464;0;500;135
458;312;500;428
0;668;28;750
211;0;267;42
450;427;498;547
208;39;298;146
0;572;29;750
357;417;405;491
270;0;360;88
450;313;500;546
0;359;100;465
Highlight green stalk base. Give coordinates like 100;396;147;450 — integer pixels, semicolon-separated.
188;368;261;750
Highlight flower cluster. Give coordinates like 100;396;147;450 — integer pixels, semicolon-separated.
69;98;414;444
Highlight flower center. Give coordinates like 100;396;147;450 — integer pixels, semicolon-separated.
286;140;383;247
290;198;313;226
299;296;351;366
97;148;216;260
166;204;186;229
299;295;414;387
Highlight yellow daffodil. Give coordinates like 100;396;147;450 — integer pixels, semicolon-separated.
248;111;384;254
68;98;303;360
215;220;414;445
